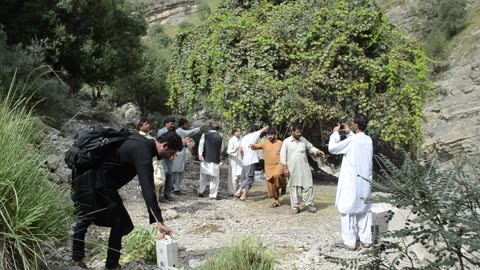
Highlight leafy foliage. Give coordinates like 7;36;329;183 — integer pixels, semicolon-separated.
417;0;467;38
198;237;276;270
0;30;70;117
168;0;433;152
197;0;212;21
328;153;480;269
0;77;72;270
112;24;172;115
0;0;147;92
416;0;467;62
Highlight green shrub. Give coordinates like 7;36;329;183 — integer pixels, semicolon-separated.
197;0;212;21
416;0;467;38
423;30;448;61
198;237;276;270
0;30;71;118
0;76;72;270
122;227;158;264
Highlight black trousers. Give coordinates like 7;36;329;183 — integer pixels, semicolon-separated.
71;170;133;269
72;215;126;268
163;172;173;197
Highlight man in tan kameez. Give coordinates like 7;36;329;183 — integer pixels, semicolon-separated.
280;124;325;214
250;128;285;207
136;119;165;203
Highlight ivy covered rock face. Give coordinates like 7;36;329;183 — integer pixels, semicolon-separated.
168;0;433;152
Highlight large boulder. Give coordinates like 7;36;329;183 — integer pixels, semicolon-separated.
115;102;141;127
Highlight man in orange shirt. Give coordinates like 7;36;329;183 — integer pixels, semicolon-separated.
250;129;285;207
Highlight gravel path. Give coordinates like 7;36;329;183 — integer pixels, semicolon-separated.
47;161;368;270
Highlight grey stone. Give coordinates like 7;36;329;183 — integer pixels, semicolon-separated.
305;244;322;258
188;258;205;268
45;154;61;171
164;209;178;220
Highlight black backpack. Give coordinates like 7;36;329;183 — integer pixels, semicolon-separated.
64;126;131;171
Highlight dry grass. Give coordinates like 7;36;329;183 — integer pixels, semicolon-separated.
449;2;480;63
188;223;225;235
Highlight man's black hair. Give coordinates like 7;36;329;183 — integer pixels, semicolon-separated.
212;124;221;131
266;128;277;135
354;114;368;131
163;116;176;125
135;118;148;131
156;131;183;151
178;118;188;127
248;125;260;133
231;126;241;135
291;123;303;131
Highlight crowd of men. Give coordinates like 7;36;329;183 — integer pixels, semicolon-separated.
70;114;373;269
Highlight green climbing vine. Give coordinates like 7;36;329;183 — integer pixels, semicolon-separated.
168;0;433;152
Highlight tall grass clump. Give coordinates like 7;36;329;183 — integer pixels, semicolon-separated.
198;237;276;270
0;76;72;270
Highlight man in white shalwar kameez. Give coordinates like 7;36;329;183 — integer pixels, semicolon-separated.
328;114;373;250
280;124;325;214
172;118;201;195
227;127;242;196
198;125;223;199
234;125;268;201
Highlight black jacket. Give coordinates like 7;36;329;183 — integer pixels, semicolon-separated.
71;134;163;233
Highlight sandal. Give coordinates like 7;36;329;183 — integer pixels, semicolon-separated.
362;243;372;248
269;202;281;208
239;192;247;201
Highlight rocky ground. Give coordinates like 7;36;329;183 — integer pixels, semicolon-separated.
46;158;372;270
40;99;371;270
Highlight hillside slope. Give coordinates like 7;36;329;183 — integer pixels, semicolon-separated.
422;3;480;160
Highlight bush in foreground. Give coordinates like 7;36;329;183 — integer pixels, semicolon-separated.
0;78;72;270
198;237;276;270
328;152;480;269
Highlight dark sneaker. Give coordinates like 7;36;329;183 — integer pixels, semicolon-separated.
164;195;175;201
105;265;121;270
197;192;204;197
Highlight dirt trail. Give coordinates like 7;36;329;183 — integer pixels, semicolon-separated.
49;161;364;270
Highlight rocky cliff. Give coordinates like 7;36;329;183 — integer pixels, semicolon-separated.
144;0;197;25
387;0;480;161
383;0;480;161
